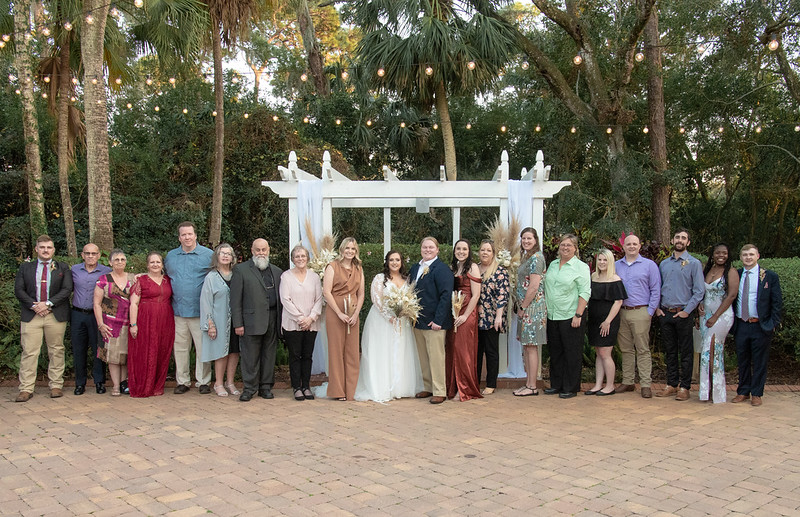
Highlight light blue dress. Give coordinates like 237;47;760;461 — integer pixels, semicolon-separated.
199;270;232;362
699;277;733;403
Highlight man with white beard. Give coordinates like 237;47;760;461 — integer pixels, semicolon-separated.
230;239;283;401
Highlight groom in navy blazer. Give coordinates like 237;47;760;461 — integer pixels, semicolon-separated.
409;237;454;404
732;244;782;407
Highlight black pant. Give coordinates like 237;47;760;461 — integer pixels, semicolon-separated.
477;329;499;388
71;309;105;387
659;313;694;390
283;330;317;389
547;318;585;394
734;321;772;397
240;312;278;395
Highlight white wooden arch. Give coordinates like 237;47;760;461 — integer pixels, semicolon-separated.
262;149;571;258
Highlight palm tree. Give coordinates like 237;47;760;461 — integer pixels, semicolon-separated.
12;0;47;240
205;0;268;247
349;0;517;180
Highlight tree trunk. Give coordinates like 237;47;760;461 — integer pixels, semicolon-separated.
434;81;457;181
248;61;266;102
81;0;114;250
13;0;47;242
295;0;329;97
57;40;78;257
208;17;225;248
644;9;671;244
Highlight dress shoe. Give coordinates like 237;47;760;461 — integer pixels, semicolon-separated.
302;388;315;400
655;386;677;398
731;394;750;403
430;396;445;404
239;392;254;402
481;387;495;395
120;380;129;394
584;389;599;395
543;388;559;395
675;387;690;401
74;385;86;396
294;389;305;401
596;389;616;396
96;384;106;394
415;391;433;398
198;384;211;394
751;396;762;407
641;387;652;399
15;391;33;403
50;388;64;398
173;384;190;394
258;389;274;399
559;392;577;399
616;384;635;393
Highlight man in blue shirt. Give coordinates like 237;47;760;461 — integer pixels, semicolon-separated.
655;228;704;401
165;222;213;394
70;243;111;395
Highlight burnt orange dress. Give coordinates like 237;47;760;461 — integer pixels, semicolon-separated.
325;261;363;400
446;273;483;401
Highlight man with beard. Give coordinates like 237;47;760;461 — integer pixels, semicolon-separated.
655;228;704;401
230;238;283;401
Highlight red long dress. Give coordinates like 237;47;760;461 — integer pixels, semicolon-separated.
446;273;483;401
128;275;175;398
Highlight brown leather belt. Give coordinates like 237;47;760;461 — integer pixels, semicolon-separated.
741;317;760;323
622;305;647;310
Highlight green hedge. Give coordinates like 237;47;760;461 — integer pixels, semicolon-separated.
1;248;797;380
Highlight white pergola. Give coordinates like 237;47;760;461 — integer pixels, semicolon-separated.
263;149;570;256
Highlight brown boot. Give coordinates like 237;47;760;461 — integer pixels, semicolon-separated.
640;387;652;399
675;387;690;401
15;391;33;403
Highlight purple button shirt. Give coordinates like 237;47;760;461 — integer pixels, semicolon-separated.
615;255;661;316
71;262;112;310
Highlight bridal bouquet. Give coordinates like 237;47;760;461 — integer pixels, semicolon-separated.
382;283;422;326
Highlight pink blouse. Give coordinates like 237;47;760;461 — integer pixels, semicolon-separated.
279;269;323;332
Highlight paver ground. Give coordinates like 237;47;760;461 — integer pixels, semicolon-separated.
2;386;799;516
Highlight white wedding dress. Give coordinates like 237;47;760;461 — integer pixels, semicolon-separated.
354;274;424;402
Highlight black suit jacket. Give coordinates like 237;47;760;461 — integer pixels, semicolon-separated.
230;260;283;336
15;260;73;323
409;257;454;330
735;267;782;333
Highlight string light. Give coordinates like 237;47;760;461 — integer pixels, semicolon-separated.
169;77;176;86
679;126;686;134
126;103;132;109
154;106;159;112
467;61;476;70
91;78;98;85
0;41;5;48
573;53;583;66
72;77;78;85
42;93;47;98
366;120;372;126
272;115;279;121
500;125;506;133
134;0;143;7
86;15;94;24
466;123;472;129
115;77;122;85
244;113;249;119
425;66;434;76
635;51;644;62
232;76;239;83
15;89;20;95
718;126;724;133
755;126;762;133
642;126;649;133
303;116;309;123
400;121;406;128
697;43;707;54
606;127;613;134
70;96;76;102
795;126;799;132
182;108;188;114
42;28;50;36
300;73;307;82
377;68;385;77
433;123;438;130
110;7;120;17
521;61;529;70
335;119;341;125
63;22;72;31
535;125;541;132
570;127;576;133
2;34;10;42
341;71;348;80
145;76;153;85
768;37;779;51
44;76;51;83
212;110;217;116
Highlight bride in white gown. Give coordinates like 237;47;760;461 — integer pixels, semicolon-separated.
355;251;423;402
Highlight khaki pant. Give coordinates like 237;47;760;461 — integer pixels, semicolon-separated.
414;328;447;397
617;308;653;387
173;316;211;387
19;314;67;392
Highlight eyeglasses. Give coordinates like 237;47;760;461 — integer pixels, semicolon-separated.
219;251;233;257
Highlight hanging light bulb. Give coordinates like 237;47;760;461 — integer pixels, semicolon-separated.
7;74;14;81
96;99;102;104
500;125;507;133
795;125;800;132
679;126;686;134
1;34;9;42
535;125;541;132
303;116;309;123
42;93;48;98
335;118;341;125
44;76;51;83
341;71;348;80
15;89;20;95
521;61;529;70
244;113;249;119
110;7;120;17
212;110;217;116
467;61;476;70
42;27;51;36
64;22;72;31
154;106;159;112
718;126;724;133
366;120;372;126
643;126;649;133
755;126;762;133
635;51;645;62
0;41;5;48
570;127;577;134
134;0;144;7
115;77;122;85
182;108;188;114
377;68;385;77
400;122;406;128
300;73;308;82
606;127;613;134
573;53;583;66
272;115;279;121
126;103;132;109
86;15;94;24
466;123;472;130
145;76;153;86
72;77;78;85
169;77;176;85
425;66;434;76
70;96;77;102
432;123;438;130
91;78;98;85
768;36;779;51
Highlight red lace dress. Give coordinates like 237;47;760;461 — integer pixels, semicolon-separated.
128;275;175;398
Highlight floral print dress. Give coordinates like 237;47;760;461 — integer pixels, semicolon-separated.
516;252;547;345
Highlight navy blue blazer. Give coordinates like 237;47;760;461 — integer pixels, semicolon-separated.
409;257;454;330
14;260;73;323
735;267;782;334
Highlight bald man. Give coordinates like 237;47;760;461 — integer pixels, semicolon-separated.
230;239;283;401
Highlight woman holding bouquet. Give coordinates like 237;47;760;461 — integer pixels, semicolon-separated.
323;237;365;401
445;239;483;401
355;251;423;402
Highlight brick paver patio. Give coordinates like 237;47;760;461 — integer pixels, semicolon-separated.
2;385;799;516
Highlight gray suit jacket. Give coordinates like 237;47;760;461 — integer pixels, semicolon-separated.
230;259;283;336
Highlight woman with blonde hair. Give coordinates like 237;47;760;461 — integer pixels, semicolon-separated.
513;227;547;396
585;249;627;396
477;239;510;395
323;237;365;400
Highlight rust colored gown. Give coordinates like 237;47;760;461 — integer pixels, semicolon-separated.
446;273;483;401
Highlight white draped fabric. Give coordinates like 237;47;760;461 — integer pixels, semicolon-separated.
499;180;534;379
297;180;328;375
